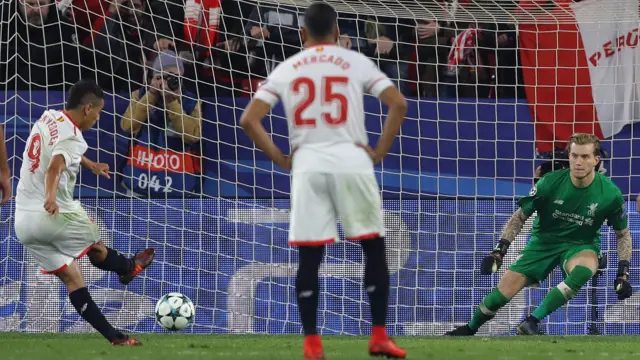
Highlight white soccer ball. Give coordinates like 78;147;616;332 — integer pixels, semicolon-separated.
155;292;196;331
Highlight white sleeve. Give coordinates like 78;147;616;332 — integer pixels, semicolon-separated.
362;57;395;97
51;137;84;168
253;67;285;107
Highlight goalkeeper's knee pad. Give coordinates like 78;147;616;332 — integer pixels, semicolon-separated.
557;265;593;300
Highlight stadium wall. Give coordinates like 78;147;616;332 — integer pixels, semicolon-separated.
4;91;640;199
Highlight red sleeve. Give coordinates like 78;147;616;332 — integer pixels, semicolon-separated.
205;0;221;47
83;7;113;46
70;0;104;29
184;0;201;43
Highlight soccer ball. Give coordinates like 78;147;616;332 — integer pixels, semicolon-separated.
155;292;196;331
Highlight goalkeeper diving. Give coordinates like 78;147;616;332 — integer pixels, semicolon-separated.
446;133;633;336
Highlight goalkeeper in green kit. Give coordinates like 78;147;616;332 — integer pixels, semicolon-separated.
446;133;633;336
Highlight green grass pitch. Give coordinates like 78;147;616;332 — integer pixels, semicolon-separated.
2;334;640;360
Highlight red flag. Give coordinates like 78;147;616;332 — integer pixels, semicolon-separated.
518;0;602;153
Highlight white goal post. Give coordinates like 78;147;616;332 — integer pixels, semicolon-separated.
0;0;638;336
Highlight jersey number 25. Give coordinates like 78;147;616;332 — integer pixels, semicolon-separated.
292;76;348;127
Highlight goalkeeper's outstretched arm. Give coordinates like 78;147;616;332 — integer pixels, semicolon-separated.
480;209;530;275
613;227;633;300
616;227;632;263
501;209;530;243
609;193;633;300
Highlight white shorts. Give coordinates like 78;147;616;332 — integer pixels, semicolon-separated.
289;172;384;246
14;208;100;274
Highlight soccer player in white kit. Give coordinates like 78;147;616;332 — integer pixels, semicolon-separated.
240;3;408;359
14;80;154;346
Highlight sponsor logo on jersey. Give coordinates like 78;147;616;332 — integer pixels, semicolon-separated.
56;117;64;123
552;209;593;226
552;202;600;226
587;203;599;216
529;186;537;196
554;200;564;205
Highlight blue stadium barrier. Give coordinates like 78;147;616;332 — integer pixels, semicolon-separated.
4;91;639;198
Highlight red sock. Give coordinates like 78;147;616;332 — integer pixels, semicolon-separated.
304;334;323;355
372;325;387;340
304;334;322;347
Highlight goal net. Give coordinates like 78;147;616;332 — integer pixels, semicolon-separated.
0;0;638;336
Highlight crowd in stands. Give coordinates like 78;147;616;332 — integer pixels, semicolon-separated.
0;0;526;100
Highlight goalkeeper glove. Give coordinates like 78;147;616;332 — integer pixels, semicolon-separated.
480;239;510;275
614;260;633;300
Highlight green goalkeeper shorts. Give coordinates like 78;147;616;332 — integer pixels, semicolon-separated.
508;241;599;284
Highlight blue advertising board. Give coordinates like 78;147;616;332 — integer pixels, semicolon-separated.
3;91;640;199
0;198;637;336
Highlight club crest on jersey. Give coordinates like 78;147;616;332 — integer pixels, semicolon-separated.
587;203;599;216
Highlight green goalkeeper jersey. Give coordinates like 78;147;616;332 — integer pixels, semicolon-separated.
518;169;627;247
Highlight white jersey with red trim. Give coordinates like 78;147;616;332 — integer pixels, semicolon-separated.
253;44;394;174
16;110;87;213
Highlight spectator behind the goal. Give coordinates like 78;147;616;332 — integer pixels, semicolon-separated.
244;4;303;75
55;0;108;42
182;0;251;97
120;50;203;198
445;21;515;99
337;14;413;96
85;0;174;93
57;0;176;51
414;19;456;97
0;0;85;91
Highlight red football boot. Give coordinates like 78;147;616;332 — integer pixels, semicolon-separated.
111;335;142;346
119;248;155;285
369;326;407;359
303;334;326;360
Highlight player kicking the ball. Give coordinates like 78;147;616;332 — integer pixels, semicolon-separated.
240;2;408;358
446;133;633;336
14;80;154;346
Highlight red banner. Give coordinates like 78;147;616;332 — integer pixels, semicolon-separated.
127;145;201;174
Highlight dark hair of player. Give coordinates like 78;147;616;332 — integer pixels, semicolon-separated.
66;80;104;110
303;2;338;38
566;133;601;157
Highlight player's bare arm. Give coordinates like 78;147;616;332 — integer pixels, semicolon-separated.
239;99;292;171
501;209;529;242
81;156;110;179
616;227;632;263
614;226;633;299
0;123;11;205
361;86;407;163
44;154;66;216
480;208;530;275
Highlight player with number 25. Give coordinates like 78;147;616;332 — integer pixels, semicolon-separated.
240;2;408;359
